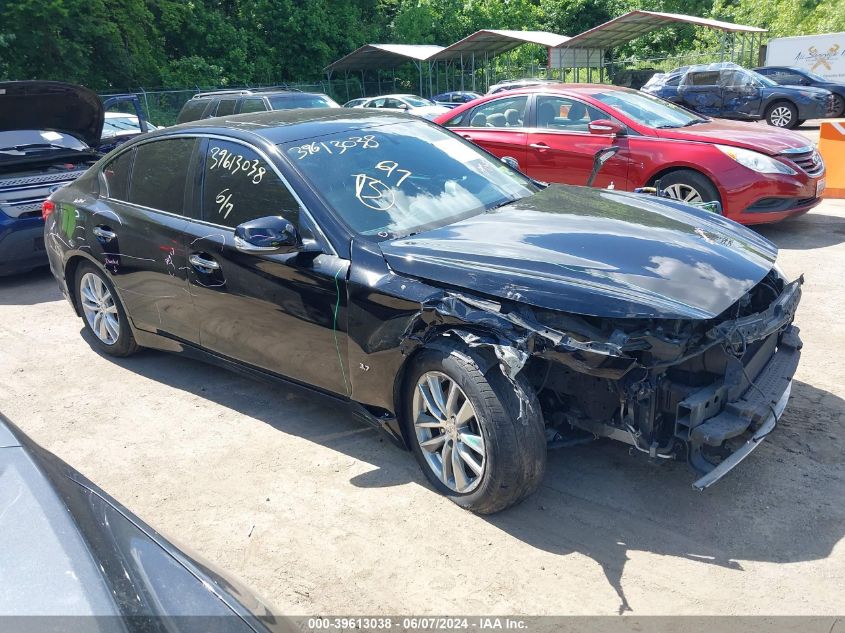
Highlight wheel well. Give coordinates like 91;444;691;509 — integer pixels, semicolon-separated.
765;99;795;114
647;167;720;198
64;255;87;315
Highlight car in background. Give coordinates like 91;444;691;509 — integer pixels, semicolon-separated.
47;109;801;512
754;66;845;117
342;97;368;108
0;414;286;630
434;83;825;225
432;91;483;107
342;93;450;119
486;78;559;95
642;63;832;128
100;112;159;145
0;81;102;276
176;88;339;124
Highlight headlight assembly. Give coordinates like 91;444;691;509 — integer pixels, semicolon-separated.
716;145;798;175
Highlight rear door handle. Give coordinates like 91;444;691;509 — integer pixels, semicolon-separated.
93;226;116;241
529;142;551;151
189;253;220;272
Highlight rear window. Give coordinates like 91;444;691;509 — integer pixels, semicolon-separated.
103;149;134;200
177;99;208;124
240;98;268;113
687;71;721;86
128;138;197;214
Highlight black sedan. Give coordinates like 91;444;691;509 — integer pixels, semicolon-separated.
45;110;802;513
755;65;845;117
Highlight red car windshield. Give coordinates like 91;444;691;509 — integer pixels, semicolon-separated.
592;91;708;129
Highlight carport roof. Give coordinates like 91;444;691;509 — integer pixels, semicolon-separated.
556;11;766;50
431;30;571;60
324;44;445;73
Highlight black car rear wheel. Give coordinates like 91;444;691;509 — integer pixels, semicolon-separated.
765;101;798;128
75;262;139;357
402;340;546;514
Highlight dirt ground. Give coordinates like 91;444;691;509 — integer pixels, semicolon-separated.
1;198;843;616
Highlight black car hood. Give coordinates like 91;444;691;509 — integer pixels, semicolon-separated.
0;81;103;147
380;186;778;320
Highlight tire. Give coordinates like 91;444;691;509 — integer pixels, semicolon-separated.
657;169;721;210
765;101;798;129
831;94;845;118
402;340;546;514
795;119;806;127
75;262;139;357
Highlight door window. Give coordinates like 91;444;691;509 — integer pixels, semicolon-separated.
467;96;528;128
215;99;237;116
103;149;135;200
240;98;268;113
366;98;386;108
202;140;300;229
535;96;604;132
128;138;198;214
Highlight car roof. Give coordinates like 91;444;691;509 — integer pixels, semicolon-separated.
488;83;633;97
191;90;324;100
146;108;418;145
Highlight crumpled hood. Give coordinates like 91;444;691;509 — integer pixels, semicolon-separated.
0;81;104;147
380;186;778;320
655;118;813;155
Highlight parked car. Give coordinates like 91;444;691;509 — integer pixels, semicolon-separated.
641;63;832;129
0;81;103;276
486;78;559;95
0;413;286;629
342;97;369;108
754;66;845;117
434;84;825;225
342;94;450;120
176;89;339;124
101;112;158;142
432;91;483;107
46;109;801;513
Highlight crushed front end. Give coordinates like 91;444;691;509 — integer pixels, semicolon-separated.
530;268;802;488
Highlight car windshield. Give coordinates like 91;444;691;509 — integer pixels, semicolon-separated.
102;116;143;136
283;121;538;239
592;90;707;128
402;96;434;107
270;94;339;109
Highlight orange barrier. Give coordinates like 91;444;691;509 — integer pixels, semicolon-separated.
818;120;845;198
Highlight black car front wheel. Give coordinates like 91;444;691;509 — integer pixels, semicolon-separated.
765;101;798;128
403;340;546;514
75;262;139;357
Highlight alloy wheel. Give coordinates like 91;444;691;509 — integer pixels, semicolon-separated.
663;183;704;204
412;371;486;494
769;106;793;127
80;272;120;345
831;94;845;118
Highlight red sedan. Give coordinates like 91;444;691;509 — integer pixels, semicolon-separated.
433;84;825;225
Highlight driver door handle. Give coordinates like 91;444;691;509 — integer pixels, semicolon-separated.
529;142;551;151
189;253;220;271
93;226;116;241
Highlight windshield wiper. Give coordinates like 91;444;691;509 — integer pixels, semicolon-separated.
0;143;72;152
681;118;709;127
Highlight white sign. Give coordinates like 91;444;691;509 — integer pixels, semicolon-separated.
765;32;845;81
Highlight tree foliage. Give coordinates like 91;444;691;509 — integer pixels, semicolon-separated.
0;0;838;89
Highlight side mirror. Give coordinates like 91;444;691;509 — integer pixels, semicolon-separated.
500;156;521;171
588;119;625;136
234;215;301;254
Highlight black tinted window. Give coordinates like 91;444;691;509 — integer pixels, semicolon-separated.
103;149;134;200
128;139;197;214
202;140;299;229
216;99;237;116
240;98;267;113
177;99;208;123
688;72;720;86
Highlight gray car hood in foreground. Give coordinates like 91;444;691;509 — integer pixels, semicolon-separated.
0;81;104;147
381;186;778;320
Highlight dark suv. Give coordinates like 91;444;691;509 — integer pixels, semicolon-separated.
642;63;833;128
176;89;339;124
0;81;103;275
754;66;845;117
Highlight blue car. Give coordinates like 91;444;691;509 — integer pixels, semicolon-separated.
754;65;845;118
432;91;483;108
0;82;104;275
642;62;833;129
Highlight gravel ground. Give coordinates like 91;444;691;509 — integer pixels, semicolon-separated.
1;198;843;617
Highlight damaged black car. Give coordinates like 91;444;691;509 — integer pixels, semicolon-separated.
44;110;802;514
